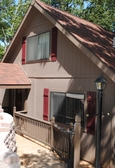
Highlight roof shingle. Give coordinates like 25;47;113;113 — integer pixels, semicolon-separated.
0;63;31;88
36;0;115;73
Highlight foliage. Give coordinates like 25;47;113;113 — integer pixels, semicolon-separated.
80;0;115;32
0;45;4;61
0;0;115;59
0;0;31;58
41;0;84;14
42;0;115;32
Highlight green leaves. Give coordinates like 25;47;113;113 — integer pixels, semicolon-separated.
0;0;115;59
0;45;5;61
0;0;31;58
75;0;115;32
42;0;115;32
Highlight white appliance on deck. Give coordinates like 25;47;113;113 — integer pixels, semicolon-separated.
0;105;20;168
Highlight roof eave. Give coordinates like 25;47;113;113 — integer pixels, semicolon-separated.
0;85;31;89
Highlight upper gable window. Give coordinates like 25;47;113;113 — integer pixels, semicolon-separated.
26;31;50;62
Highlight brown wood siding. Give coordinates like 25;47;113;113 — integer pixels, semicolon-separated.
22;32;114;167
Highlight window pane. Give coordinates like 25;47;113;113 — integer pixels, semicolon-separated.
50;92;66;123
27;36;38;61
50;92;84;126
66;97;77;124
27;32;50;62
37;32;50;60
66;95;84;126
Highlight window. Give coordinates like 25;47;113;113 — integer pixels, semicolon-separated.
22;27;58;64
26;31;50;62
50;92;84;126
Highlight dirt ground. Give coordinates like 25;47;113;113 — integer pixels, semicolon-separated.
16;134;94;168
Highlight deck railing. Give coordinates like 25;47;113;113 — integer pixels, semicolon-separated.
53;123;70;163
14;110;51;147
13;107;81;168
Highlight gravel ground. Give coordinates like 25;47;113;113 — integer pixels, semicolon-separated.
16;134;94;168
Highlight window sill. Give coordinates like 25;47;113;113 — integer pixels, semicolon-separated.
25;59;51;64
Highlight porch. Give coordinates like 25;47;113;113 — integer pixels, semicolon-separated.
14;108;95;168
16;134;94;168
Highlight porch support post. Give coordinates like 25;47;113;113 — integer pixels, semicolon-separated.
51;117;55;150
68;122;74;168
73;115;81;168
24;100;27;111
13;106;16;122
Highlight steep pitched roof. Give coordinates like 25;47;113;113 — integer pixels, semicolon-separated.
35;0;115;77
2;0;115;82
0;63;31;88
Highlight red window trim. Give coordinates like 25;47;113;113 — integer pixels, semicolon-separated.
22;36;26;64
87;91;96;135
43;88;49;121
51;27;58;61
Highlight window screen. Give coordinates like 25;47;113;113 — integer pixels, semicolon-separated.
38;32;50;60
50;92;66;123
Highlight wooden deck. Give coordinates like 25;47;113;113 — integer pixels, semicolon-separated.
16;134;67;168
16;134;94;168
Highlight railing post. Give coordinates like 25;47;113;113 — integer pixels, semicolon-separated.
73;115;81;168
24;100;27;111
68;122;74;168
51;117;55;150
